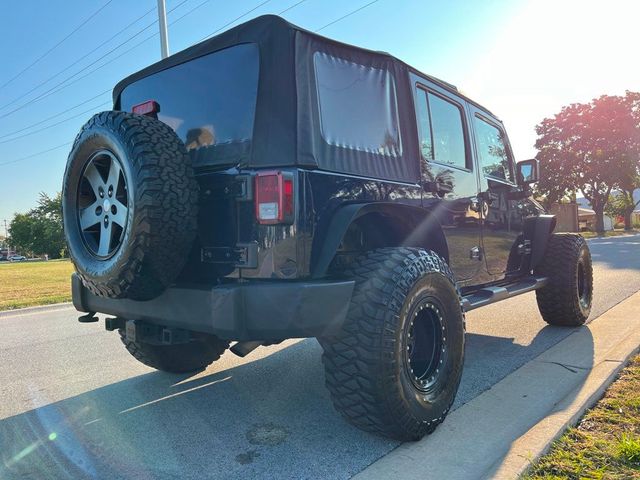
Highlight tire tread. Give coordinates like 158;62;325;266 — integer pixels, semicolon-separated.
320;247;464;440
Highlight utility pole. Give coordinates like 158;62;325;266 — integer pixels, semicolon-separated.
157;0;170;59
3;219;9;256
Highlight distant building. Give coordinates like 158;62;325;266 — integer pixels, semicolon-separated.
578;207;614;231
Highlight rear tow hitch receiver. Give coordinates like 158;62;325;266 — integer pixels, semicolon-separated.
105;317;125;331
124;320;191;346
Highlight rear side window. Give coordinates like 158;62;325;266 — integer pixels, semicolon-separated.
119;43;259;168
474;116;514;182
314;52;401;157
415;88;468;169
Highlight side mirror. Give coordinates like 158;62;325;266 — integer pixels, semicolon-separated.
517;159;539;186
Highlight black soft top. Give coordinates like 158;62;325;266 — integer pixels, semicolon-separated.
114;15;495;182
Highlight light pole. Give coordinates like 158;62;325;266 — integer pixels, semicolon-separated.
157;0;170;59
3;219;9;257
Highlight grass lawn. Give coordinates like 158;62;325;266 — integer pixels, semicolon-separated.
0;259;74;311
524;354;640;479
581;229;640;239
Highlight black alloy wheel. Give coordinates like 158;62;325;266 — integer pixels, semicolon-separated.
404;299;448;394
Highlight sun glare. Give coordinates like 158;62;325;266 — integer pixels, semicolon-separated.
462;0;640;159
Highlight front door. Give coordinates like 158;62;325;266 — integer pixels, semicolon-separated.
412;78;483;284
470;111;524;279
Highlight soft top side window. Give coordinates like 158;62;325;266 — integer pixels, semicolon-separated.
415;86;469;170
314;52;401;157
473;115;514;182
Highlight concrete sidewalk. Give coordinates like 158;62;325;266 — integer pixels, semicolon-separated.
356;291;640;480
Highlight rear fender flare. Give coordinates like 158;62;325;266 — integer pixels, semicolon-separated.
310;202;448;279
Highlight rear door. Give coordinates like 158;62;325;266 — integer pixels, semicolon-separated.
411;75;483;284
118;44;261;280
468;108;525;279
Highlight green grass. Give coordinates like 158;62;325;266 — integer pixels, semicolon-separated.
523;355;640;479
581;229;640;239
617;434;640;464
0;259;74;311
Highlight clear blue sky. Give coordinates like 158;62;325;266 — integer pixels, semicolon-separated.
0;0;638;224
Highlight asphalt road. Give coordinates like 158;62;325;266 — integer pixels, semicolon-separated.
1;234;639;480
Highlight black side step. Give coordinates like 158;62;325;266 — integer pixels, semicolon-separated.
461;276;547;312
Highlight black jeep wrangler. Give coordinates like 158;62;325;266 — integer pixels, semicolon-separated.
62;15;593;441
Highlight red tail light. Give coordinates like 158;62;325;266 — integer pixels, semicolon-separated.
255;171;294;224
132;100;160;117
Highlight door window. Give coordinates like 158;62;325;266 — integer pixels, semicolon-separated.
415;88;468;170
474;116;514;182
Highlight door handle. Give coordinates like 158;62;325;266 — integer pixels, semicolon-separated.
478;191;498;205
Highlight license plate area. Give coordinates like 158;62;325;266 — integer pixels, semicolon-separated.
201;243;257;268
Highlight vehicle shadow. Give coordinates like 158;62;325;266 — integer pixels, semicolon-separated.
456;324;592;408
0;327;594;480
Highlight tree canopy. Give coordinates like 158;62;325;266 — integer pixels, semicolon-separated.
8;192;65;258
535;91;640;232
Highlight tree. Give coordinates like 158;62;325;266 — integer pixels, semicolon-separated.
535;91;640;233
615;91;640;229
606;187;640;230
8;192;65;258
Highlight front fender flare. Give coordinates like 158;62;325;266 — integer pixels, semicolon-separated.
525;214;557;270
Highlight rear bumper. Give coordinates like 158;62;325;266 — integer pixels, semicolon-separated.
71;274;354;341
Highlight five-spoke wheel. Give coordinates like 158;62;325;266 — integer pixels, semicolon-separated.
77;150;128;258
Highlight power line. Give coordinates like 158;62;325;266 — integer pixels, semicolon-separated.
0;0;276;167
30;0;212;107
0;89;111;140
0;0;194;118
0;0;115;91
0;0;209;134
199;0;274;42
0;141;72;167
0;5;157;112
0;0;210;152
315;0;379;32
1;0;287;122
0;101;111;145
278;0;308;15
1;0;378;167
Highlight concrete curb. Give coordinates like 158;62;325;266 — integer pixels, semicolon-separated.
355;291;640;480
0;302;73;318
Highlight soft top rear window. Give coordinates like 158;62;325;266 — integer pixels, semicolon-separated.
119;43;259;168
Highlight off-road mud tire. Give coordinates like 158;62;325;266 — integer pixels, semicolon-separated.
319;247;465;441
62;111;198;300
535;233;593;326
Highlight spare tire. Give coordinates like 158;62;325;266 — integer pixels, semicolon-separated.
62;111;198;300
